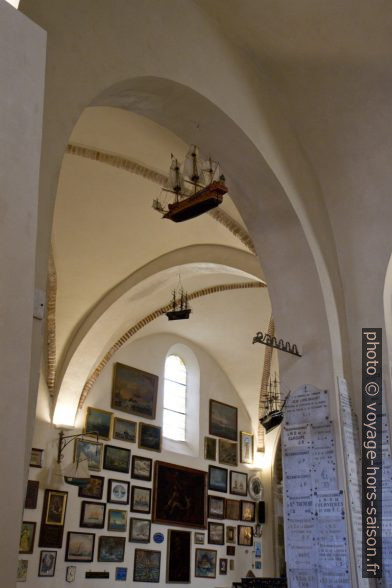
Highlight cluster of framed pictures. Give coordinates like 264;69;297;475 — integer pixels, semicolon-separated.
208;494;256;522
206;399;254;464
208;464;249;495
207;522;253;546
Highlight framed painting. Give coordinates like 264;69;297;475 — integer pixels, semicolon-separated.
133;549;161;583
208;495;225;519
225;498;240;520
240;431;254;464
98;536;125;562
131;455;153;481
138;422;162;452
38;550;57;577
209;399;237;441
19;522;36;554
230;470;248;496
30;448;43;468
226;526;236;544
84;406;113;440
107;479;130;505
74;438;103;471
113;417;137;443
152;461;207;529
208;522;224;545
229;559;235;571
195;548;217;578
218;439;238;466
227;544;235;555
103;444;131;473
131;486;151;514
45;490;68;526
80;501;106;529
167;529;191;583
112;362;158;419
17;560;28;583
204;437;216;461
129;518;151;543
78;475;104;500
208;465;228;493
115;567;127;581
219;558;228;575
238;525;253;546
108;509;127;532
25;480;39;509
194;532;205;545
65;532;95;562
241;500;256;522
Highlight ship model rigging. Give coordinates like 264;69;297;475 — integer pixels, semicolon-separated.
165;282;191;321
153;145;228;222
259;375;288;433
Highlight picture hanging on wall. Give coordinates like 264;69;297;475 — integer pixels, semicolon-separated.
225;498;240;520
208;495;225;519
84;406;113;440
131;455;153;481
80;501;106;529
111;362;158;419
194;548;217;578
227;545;235;556
103;444;131;473
108;509;127;533
240;431;254;464
208;465;228;493
30;448;43;468
241;500;256;522
107;479;130;505
218;439;238;466
38;489;68;549
230;470;248;496
167;529;191;583
38;550;57;577
16;560;28;582
138;422;162;452
208;522;225;545
226;526;236;544
152;461;207;528
113;417;137;443
129;518;151;543
115;567;127;581
65;532;95;562
74;438;103;471
238;525;253;546
131;486;151;514
194;532;205;545
204;436;216;461
78;475;104;500
98;536;126;562
45;490;68;526
209;399;238;441
19;522;36;554
24;480;39;509
219;558;228;575
133;548;161;583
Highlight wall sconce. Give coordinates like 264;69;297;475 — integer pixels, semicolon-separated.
56;430;98;487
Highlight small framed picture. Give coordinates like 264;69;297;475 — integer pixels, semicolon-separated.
255;560;262;570
208;522;224;545
103;444;131;474
218;439;238;466
241;500;256;522
131;455;153;481
80;501;106;528
78;475;104;500
115;567;127;581
84;406;113;440
131;486;151;514
230;470;248;496
138;422;162;452
38;550;57;577
24;480;39;509
229;559;235;571
133;549;161;583
208;465;228;493
208;495;225;519
17;560;28;582
209;399;237;441
226;526;236;544
129;518;151;543
240;431;254;464
238;525;253;546
107;479;130;505
113;417;137;443
19;522;36;554
219;558;228;575
45;490;68;526
204;437;216;461
255;541;262;558
98;536;126;562
194;532;205;545
227;545;235;556
74;438;103;471
195;548;217;578
65;532;95;562
30;448;43;468
108;509;127;533
167;530;191;583
225;498;240;520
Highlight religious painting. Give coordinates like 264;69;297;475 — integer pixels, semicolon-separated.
241;500;256;522
74;438;103;471
204;436;216;461
138;422;162;452
78;475;104;500
98;536;125;562
132;455;153;481
103;444;131;473
65;532;95;562
208;465;228;493
238;525;253;546
208;495;225;519
194;532;205;545
38;489;68;549
218;439;238;466
219;558;228;575
84;406;113;440
80;501;106;529
24;480;39;509
19;522;36;554
133;549;161;583
38;550;57;577
112;362;158;419
195;548;217;578
108;509;127;533
131;486;151;514
30;448;43;468
45;490;67;525
167;529;191;583
16;560;28;583
226;526;236;544
152;461;207;528
129;518;151;543
107;479;130;505
209;399;238;441
208;522;224;545
240;431;254;464
113;417;137;443
230;470;248;496
225;498;240;520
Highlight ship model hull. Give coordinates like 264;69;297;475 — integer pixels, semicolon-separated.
259;409;284;433
166;308;192;321
163;181;227;223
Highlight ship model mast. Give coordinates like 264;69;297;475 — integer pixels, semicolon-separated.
153;145;228;223
259;375;288;433
165;282;192;321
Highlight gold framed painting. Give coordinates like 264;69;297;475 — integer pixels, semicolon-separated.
45;490;68;526
84;406;113;440
240;431;254;464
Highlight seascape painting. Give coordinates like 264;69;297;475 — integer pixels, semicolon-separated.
133;549;161;583
209;399;238;441
195;548;217;578
112;363;158;419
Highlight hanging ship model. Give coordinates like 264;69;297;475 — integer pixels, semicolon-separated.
259;375;289;433
153;145;228;223
165;286;191;321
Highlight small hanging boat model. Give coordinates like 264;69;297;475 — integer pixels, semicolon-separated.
259;376;289;433
153;145;228;222
165;286;191;321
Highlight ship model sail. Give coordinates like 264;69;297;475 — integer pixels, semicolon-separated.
153;145;228;222
165;286;192;321
259;375;288;433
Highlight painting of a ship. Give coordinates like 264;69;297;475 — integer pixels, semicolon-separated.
152;145;227;222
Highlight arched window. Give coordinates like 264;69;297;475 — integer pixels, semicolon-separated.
163;354;187;441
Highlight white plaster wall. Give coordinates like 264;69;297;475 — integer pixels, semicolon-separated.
24;333;271;586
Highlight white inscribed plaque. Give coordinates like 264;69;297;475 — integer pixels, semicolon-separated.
317;518;347;544
285;472;313;497
286;519;315;547
285;385;329;425
286;544;314;568
312;446;337;491
286;495;313;520
315;490;345;519
311;422;334;448
284;448;311;475
290;570;318;588
318;570;351;587
318;542;349;570
283;424;311;449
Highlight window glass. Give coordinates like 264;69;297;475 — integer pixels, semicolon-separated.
163;355;186;441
